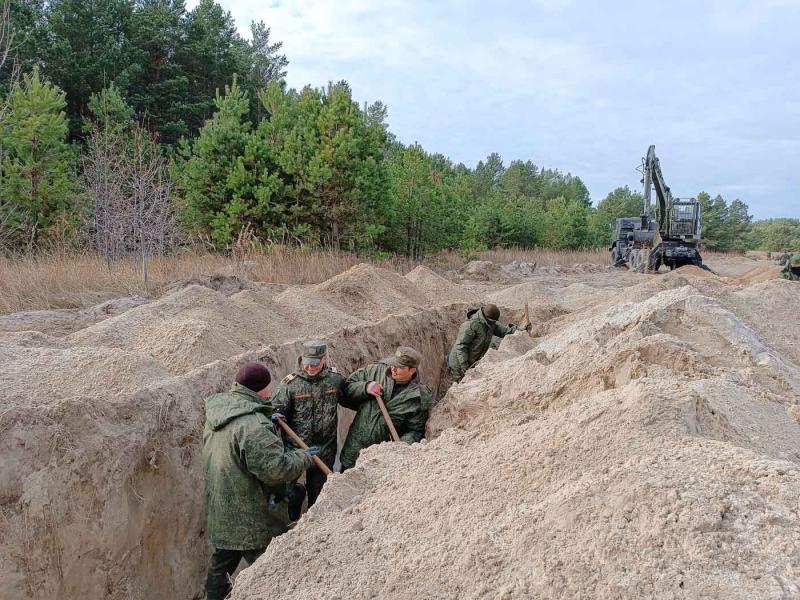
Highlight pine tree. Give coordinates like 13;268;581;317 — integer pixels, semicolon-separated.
127;0;189;144
0;67;76;250
172;78;251;244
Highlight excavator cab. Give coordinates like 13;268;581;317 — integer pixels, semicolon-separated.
668;200;701;239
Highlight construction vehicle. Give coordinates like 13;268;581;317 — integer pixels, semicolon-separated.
611;145;703;272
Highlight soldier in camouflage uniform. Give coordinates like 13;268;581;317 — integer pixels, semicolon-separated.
781;253;800;281
270;340;347;519
203;362;318;600
447;303;528;381
339;346;432;471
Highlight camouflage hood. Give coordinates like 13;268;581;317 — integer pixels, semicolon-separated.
204;383;269;432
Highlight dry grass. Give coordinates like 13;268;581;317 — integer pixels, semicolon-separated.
0;249;417;314
0;247;612;315
480;247;609;267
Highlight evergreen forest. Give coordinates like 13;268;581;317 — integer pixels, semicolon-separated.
1;0;797;258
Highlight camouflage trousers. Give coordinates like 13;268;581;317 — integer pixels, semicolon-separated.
287;465;329;521
205;547;265;600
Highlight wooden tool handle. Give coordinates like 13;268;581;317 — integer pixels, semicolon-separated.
373;394;401;442
275;418;332;476
520;302;532;335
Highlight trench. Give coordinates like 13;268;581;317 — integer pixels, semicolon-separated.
2;301;472;600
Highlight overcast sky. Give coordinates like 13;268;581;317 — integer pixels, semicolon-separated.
188;0;800;219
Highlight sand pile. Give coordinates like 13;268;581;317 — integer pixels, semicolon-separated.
0;264;471;600
231;279;800;600
405;265;480;304
457;260;518;284
500;260;537;278
68;285;301;374
538;263;610;274
722;279;800;366
731;264;783;285
0;296;150;336
312;263;431;320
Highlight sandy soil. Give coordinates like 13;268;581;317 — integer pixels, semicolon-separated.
231;257;800;600
1;256;795;600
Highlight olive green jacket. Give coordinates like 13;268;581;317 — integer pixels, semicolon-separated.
448;308;518;379
781;266;800;280
339;360;432;469
269;365;346;468
203;383;311;550
781;254;800;280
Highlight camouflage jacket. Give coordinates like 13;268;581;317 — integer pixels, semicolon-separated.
269;365;346;468
339;360;432;469
781;265;800;280
447;308;518;379
203;383;311;550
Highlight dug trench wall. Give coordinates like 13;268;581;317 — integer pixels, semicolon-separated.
230;270;800;600
0;264;482;600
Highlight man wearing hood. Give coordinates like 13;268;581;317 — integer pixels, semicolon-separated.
448;303;527;381
339;346;432;471
203;362;318;600
269;340;347;519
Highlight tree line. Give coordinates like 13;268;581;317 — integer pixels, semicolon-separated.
0;0;795;258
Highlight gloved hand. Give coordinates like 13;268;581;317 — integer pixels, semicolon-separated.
270;412;285;424
303;446;320;458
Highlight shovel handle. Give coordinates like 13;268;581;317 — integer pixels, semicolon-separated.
275;418;332;476
520;302;532;335
373;393;402;442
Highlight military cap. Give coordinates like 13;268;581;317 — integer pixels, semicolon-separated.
482;304;500;321
301;340;327;366
791;253;800;267
387;346;421;368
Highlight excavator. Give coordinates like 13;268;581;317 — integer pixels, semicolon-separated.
610;145;704;272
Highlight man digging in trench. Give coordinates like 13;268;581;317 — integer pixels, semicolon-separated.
269;340;347;519
339;346;433;472
202;362;319;600
447;303;529;382
781;252;800;281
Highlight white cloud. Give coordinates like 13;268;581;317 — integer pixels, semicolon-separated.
184;0;800;218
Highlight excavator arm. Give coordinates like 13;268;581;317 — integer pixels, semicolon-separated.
642;144;671;233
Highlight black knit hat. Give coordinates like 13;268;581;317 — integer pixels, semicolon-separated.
235;362;272;392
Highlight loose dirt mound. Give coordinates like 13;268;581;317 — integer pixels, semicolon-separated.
313;263;430;320
500;260;537;277
457;260;517;284
405;265;480;304
232;280;800;600
68;285;300;374
538;262;610;274
0;264;468;600
0;296;150;336
0;345;174;401
731;264;783;285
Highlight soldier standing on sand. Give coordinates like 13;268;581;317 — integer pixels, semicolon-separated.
339;346;432;472
447;303;529;382
781;253;800;281
202;362;319;600
269;340;347;520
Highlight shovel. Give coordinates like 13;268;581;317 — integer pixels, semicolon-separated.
274;417;333;476
520;302;532;335
370;390;401;442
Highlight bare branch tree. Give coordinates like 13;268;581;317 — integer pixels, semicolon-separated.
82;122;178;280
